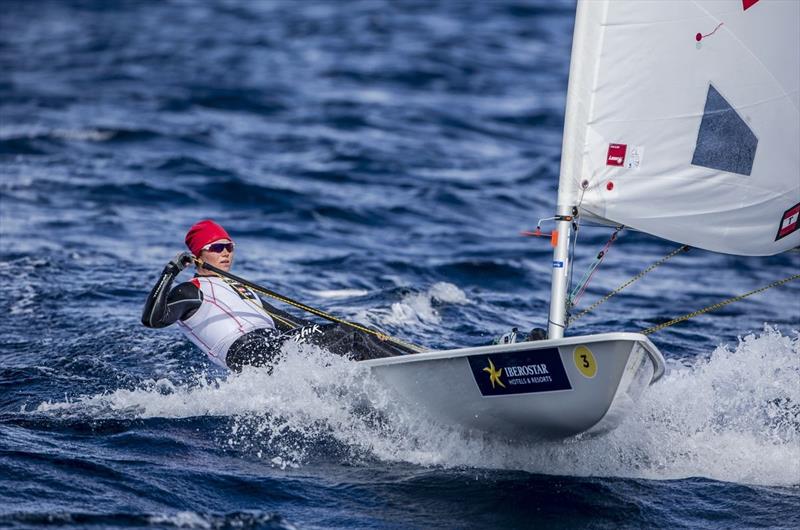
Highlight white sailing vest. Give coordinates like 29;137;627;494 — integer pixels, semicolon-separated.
177;276;275;367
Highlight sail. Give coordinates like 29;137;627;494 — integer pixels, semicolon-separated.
558;0;799;256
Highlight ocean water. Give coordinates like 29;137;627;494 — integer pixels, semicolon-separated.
1;0;798;528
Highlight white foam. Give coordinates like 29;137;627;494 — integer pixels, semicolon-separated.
311;289;369;299
50;128;115;142
0;124;114;142
360;282;469;327
148;512;212;529
146;511;284;529
429;282;469;304
34;325;800;486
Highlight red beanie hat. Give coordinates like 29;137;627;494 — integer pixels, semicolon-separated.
185;219;231;256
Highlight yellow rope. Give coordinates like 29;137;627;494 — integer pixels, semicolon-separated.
216;275;300;330
192;257;426;353
641;272;800;335
569;245;690;324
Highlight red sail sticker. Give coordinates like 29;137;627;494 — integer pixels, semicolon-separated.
743;0;759;11
776;203;800;241
606;143;627;166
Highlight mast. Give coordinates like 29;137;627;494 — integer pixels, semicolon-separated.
546;0;596;339
547;204;572;339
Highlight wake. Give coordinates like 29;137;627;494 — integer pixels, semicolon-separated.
34;325;799;486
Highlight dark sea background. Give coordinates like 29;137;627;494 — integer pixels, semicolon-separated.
1;0;799;528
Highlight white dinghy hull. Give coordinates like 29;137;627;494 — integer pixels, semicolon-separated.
362;333;664;440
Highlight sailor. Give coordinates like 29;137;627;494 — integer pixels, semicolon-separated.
142;219;412;371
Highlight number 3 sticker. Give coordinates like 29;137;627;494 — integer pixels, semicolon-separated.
573;346;597;378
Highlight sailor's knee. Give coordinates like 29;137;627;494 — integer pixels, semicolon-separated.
225;347;277;372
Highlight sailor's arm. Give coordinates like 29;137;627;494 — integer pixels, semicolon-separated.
142;253;201;328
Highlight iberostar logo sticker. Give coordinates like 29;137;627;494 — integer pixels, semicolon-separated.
482;358;506;389
468;348;571;396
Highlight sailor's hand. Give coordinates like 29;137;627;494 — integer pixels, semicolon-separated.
169;251;195;272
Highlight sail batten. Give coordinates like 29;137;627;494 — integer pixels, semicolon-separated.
558;0;799;256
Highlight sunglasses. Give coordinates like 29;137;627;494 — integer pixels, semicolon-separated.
202;242;235;253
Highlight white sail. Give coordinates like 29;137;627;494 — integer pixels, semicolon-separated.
558;0;799;256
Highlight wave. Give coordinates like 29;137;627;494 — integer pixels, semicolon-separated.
32;326;799;487
0;510;293;529
356;282;470;327
0;124;162;144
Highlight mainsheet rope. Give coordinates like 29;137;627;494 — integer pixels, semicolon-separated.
641;272;800;335
216;275;300;330
565;236;798;334
191;257;426;353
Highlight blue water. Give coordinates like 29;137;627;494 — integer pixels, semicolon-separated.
1;0;799;528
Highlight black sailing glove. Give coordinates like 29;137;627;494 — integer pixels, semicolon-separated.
168;251;195;273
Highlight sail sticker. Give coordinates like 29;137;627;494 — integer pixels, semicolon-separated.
775;203;800;241
625;145;643;169
606;143;627;166
691;84;758;176
553;260;564;268
606;143;643;169
468;347;572;396
743;0;759;11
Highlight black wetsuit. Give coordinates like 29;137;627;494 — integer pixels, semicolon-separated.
142;264;413;371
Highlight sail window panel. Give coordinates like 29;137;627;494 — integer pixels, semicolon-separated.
691;84;758;176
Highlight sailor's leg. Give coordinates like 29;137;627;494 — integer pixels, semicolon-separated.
225;328;283;372
281;323;353;356
282;323;405;360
